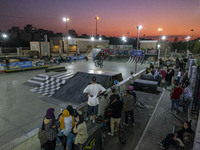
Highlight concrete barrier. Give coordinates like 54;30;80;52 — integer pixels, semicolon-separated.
0;69;145;150
193;110;200;150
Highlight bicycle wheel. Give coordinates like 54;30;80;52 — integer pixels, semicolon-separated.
100;63;103;68
95;61;100;67
118;130;127;144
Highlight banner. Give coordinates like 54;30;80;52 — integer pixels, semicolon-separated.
130;50;144;56
2;61;33;69
146;49;158;54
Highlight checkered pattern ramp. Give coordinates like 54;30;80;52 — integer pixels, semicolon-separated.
30;72;74;97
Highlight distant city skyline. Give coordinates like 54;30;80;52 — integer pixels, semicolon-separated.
0;0;200;38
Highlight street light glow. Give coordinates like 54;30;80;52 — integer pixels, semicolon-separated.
138;25;142;30
158;28;163;31
91;36;95;41
185;36;191;41
157;44;160;48
95;16;99;20
99;37;102;41
122;36;126;41
162;36;166;40
63;17;69;22
68;36;71;40
2;34;7;38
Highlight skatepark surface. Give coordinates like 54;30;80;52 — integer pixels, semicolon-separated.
0;59;148;148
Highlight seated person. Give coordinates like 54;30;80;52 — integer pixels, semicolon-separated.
56;109;73;145
67;115;88;150
149;63;154;70
145;67;150;74
67;105;79;118
158;121;194;149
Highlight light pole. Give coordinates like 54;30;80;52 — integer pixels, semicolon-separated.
122;36;126;50
63;17;70;57
135;25;142;74
162;36;166;59
158;28;163;40
191;29;194;40
91;36;95;48
186;36;190;50
95;16;99;37
158;28;163;58
2;33;8;46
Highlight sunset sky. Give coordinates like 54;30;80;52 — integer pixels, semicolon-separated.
0;0;200;38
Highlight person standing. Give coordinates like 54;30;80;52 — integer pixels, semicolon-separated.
83;76;106;123
129;71;134;85
154;67;160;81
124;90;136;126
5;56;9;70
164;69;171;89
107;95;123;136
183;83;192;100
181;73;189;87
177;70;182;84
42;108;59;150
170;83;183;114
170;79;177;97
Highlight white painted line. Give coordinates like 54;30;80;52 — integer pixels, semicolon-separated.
51;72;67;78
135;89;165;150
62;75;74;80
27;80;43;85
33;77;46;81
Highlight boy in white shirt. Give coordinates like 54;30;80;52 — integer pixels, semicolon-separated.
83;76;106;123
177;70;181;83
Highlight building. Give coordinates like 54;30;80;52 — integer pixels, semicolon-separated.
49;37;109;54
140;40;171;57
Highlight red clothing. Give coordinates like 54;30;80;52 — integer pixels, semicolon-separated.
171;87;182;100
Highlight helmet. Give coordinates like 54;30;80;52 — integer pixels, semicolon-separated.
114;80;118;85
129;85;134;91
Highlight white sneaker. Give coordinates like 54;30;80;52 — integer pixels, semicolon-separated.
123;122;128;126
169;110;173;114
107;132;114;136
85;117;89;121
92;119;95;124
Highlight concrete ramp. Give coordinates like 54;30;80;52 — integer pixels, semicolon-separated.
53;71;123;104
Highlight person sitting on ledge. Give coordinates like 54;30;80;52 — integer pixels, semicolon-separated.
157;121;194;150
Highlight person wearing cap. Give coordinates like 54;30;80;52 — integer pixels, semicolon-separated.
83;76;106;123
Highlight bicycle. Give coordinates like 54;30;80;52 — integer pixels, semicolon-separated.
95;59;103;68
96;115;127;145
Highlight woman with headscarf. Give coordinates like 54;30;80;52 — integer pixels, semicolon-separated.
66;115;88;150
157;121;194;149
42;108;59;150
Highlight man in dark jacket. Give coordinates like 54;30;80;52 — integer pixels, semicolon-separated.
107;95;123;136
165;69;172;89
124;90;136;126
